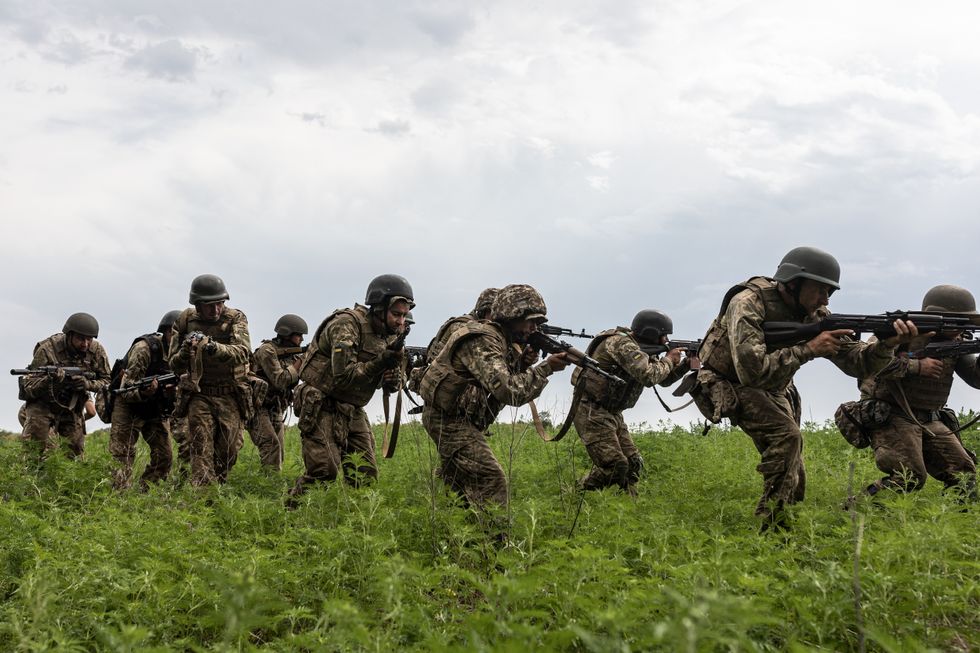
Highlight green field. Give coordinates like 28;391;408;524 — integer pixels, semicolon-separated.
0;417;976;652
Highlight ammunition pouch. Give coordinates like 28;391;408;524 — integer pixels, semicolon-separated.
938;407;960;434
295;384;325;433
834;399;891;449
96;389;113;423
249;376;269;414
685;369;739;424
235;382;254;422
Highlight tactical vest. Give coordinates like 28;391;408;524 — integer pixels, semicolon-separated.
698;277;789;383
113;334;171;418
426;315;474;361
571;328;645;411
180;308;249;385
870;353;956;412
26;333;104;408
299;306;389;407
419;321;505;423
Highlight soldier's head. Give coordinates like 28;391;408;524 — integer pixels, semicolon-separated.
921;285;977;314
62;312;99;353
773;246;840;316
274;314;309;346
158;310;182;335
630;310;673;346
471;288;500;320
491;284;547;343
365;274;415;335
188;274;230;322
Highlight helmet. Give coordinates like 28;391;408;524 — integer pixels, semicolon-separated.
365;274;415;308
471;288;500;320
274;314;309;336
157;310;182;334
405;311;415;326
63;312;99;338
490;284;547;323
773;247;841;289
630;310;673;344
189;274;230;304
921;285;977;314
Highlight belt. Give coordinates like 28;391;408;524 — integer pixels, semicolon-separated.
198;384;238;397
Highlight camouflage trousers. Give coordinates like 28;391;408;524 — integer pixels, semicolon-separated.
573;399;642;492
868;414;976;494
248;405;285;470
290;400;376;497
422;407;508;509
21;400;86;463
108;401;172;490
186;394;244;486
170;416;191;478
734;384;805;519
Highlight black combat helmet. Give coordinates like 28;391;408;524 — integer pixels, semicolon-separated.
365;274;415;308
773;247;841;289
188;274;230;304
63;312;100;338
157;310;182;334
274;314;309;337
921;285;977;314
631;310;673;344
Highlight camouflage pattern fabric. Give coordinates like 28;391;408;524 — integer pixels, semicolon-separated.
249;406;285;470
20;333;110;464
186;395;244;485
170;416;191;481
699;279;895;523
422;409;507;507
290;401;376;495
109;338;173;489
247;339;300;469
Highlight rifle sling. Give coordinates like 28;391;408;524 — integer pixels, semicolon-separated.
652;385;695;413
541;378;585;442
381;389;403;458
889;384;980;436
528;400;549;440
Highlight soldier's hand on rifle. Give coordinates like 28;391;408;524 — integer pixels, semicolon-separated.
882;319;926;348
52;368;67;383
545;352;570;372
521;345;539;368
806;328;855;357
141;378;159;397
379;348;402;370
665;347;683;365
917;357;944;380
69;375;89;392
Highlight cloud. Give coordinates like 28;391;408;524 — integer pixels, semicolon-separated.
125;39;202;81
366;118;412;137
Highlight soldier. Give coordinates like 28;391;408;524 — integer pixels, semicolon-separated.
419;284;568;525
248;314;307;470
170;415;191;481
854;285;978;499
19;313;111;463
169;275;252;486
573;310;694;495
694;247;918;531
288;274;414;499
108;310;182;490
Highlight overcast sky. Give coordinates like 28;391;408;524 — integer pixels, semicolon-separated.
3;0;980;433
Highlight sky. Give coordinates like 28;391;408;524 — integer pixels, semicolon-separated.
2;0;980;433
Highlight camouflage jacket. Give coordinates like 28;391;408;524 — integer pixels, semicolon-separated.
21;333;111;410
699;277;895;394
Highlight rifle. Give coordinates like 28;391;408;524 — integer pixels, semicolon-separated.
539;324;594;339
910;338;980;360
274;344;308;357
527;331;626;386
404;345;428;370
112;372;179;395
640;339;703;356
763;311;980;348
10;366;98;380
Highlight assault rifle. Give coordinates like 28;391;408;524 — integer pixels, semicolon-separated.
527;331;626;386
404;345;428;370
112;372;179;395
274;344;307;357
763;311;980;348
539;324;594;339
911;339;980;360
640;339;703;356
10;366;98;380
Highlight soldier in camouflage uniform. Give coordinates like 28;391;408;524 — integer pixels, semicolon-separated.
695;247;918;531
19;313;111;464
855;285;978;498
419;284;568;518
573;310;693;494
169;275;252;486
248;314;307;470
170;415;191;481
288;274;414;499
108;310;182;490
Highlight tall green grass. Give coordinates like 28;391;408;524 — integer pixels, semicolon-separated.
0;417;976;652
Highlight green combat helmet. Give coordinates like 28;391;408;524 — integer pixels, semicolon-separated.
365;274;415;309
157;310;182;334
274;314;309;337
491;284;547;323
773;246;841;289
63;312;99;338
921;285;977;314
404;311;415;326
472;288;500;320
188;274;230;304
631;310;673;345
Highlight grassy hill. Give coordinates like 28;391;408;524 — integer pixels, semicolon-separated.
0;418;976;652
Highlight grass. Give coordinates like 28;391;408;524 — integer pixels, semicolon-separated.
0;415;976;652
